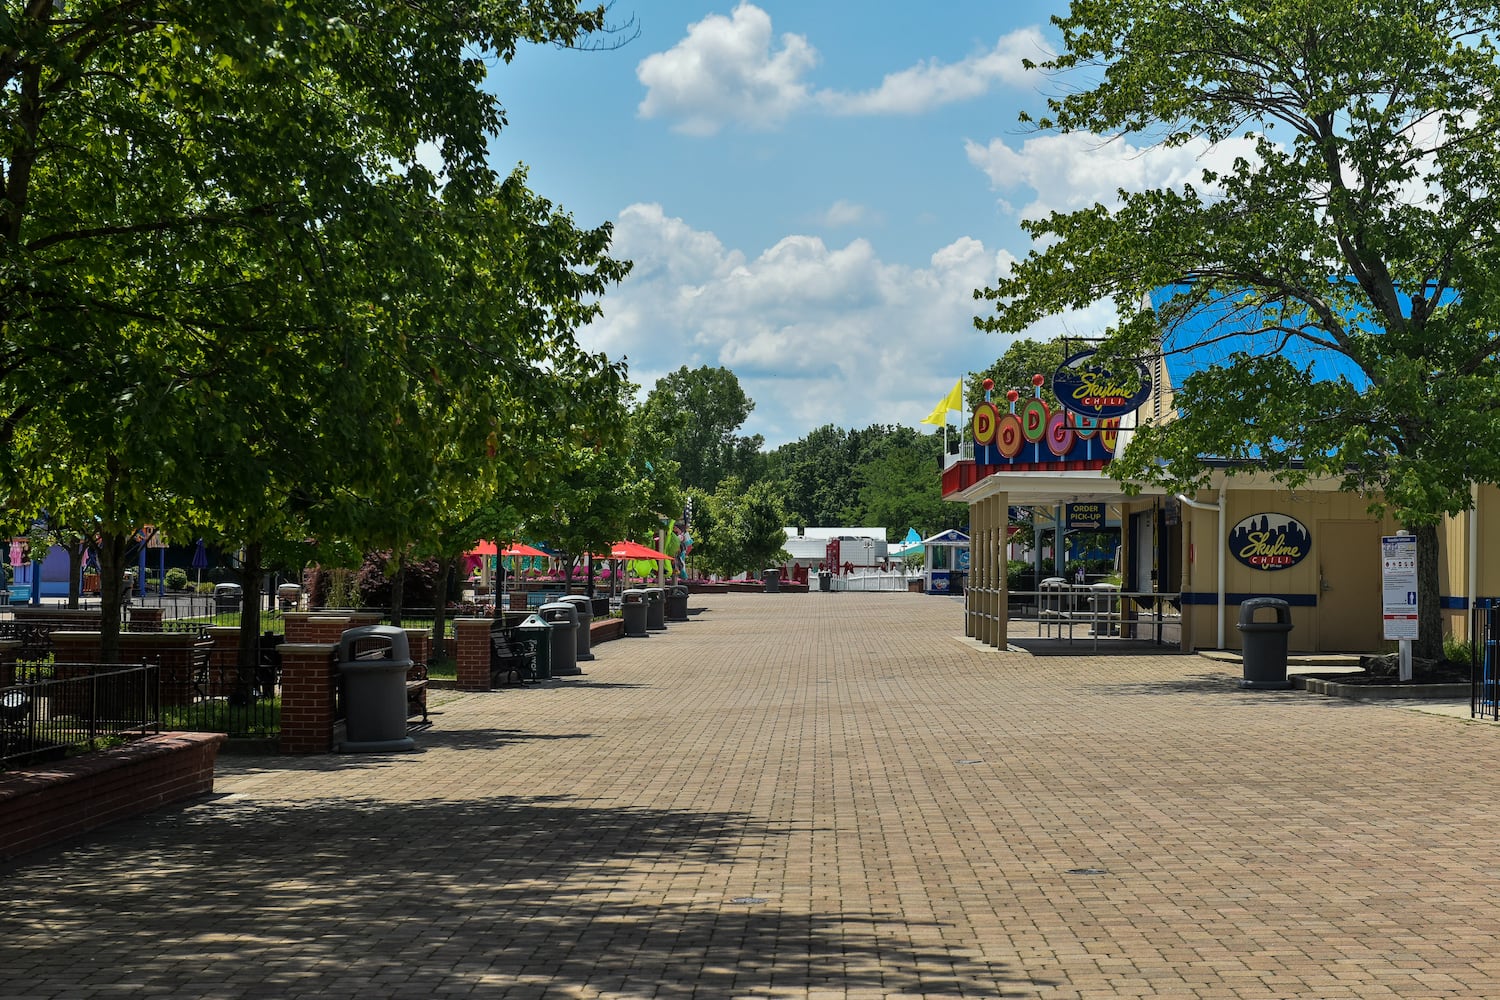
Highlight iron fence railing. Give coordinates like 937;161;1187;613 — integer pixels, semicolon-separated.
1473;605;1500;721
1;662;159;770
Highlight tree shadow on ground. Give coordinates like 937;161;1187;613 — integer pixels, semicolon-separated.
0;796;1039;999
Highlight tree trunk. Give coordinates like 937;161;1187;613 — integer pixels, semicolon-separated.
586;554;595;598
389;562;405;627
65;540;82;609
96;530;129;663
1413;522;1443;661
235;542;263;704
431;554;457;663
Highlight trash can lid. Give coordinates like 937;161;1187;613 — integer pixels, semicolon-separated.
1237;596;1291;625
539;602;578;621
337;623;410;662
516;613;552;631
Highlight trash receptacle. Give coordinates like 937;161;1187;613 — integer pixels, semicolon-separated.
517;613;553;679
1238;597;1293;689
277;583;303;611
213;582;243;612
559;595;595;662
665;584;689;621
818;570;831;593
338;625;416;752
622;589;649;637
644;587;666;631
539;602;580;676
763;568;781;593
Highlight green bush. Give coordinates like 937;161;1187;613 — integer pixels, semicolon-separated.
1443;635;1473;665
165;567;188;591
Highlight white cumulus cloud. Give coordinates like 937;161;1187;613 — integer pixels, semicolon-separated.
585;204;1105;445
818;199;868;227
637;4;1045;134
636;3;817;135
822;27;1047;116
965;131;1268;219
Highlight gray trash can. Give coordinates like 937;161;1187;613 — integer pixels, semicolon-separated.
1237;597;1293;689
621;589;649;637
213;582;243;612
665;584;689;621
559;595;595;662
338;625;416;752
539;602;580;676
644;586;666;631
763;568;781;593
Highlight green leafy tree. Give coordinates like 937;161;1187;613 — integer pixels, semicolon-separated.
976;0;1500;658
0;3;618;660
762;424;867;527
691;477;789;578
854;427;963;539
637;366;764;492
970;338;1071;414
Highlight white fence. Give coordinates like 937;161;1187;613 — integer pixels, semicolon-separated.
831;569;912;592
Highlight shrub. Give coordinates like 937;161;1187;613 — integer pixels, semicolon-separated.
355;553;441;608
1444;635;1474;666
165;567;188;591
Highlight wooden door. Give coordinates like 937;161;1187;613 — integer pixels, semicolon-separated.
1317;520;1383;652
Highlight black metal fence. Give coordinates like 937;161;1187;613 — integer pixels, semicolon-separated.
153;639;282;740
1;662;160;770
1474;605;1500;721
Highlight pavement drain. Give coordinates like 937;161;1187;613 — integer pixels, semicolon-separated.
956;759;984;765
729;896;769;905
1064;868;1110;876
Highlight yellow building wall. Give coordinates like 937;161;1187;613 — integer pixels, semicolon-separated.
1178;486;1400;652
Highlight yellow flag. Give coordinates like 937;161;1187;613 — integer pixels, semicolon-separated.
920;379;964;426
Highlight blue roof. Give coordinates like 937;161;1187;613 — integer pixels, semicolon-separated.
1149;281;1459;390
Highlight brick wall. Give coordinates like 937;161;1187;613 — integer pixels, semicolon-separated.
126;607;164;632
277;643;338;754
0;732;226;861
454;618;492;691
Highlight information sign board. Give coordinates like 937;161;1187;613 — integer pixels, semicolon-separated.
1381;534;1419;640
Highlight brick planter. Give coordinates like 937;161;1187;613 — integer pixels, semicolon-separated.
0;732;226;861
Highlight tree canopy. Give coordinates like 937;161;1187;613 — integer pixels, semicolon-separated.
636;366;764;493
0;2;625;658
976;0;1500;656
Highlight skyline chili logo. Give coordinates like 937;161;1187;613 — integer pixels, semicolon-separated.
1051;349;1153;419
1228;513;1311;571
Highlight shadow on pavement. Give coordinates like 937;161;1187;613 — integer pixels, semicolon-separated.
0;795;1038;999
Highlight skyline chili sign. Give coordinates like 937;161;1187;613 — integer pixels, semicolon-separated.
1051;349;1153;420
1228;513;1311;571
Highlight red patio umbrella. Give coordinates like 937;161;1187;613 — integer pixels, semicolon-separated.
466;540;498;557
500;543;550;558
610;540;672;561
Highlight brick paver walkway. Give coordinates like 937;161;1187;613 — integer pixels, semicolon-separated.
3;592;1500;999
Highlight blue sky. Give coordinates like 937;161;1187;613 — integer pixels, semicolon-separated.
482;2;1230;447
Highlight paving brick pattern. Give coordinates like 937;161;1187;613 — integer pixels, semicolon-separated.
3;592;1500;999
